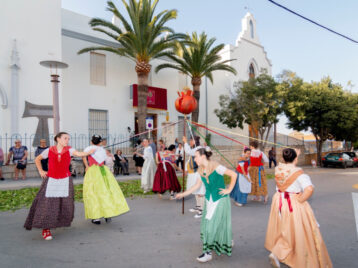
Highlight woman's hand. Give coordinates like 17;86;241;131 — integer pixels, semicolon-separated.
182;136;187;143
175;193;184;199
88;148;96;155
219;188;231;196
245;175;252;183
39;170;47;179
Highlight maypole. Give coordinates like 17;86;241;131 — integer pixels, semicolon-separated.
182;115;186;214
175;87;197;214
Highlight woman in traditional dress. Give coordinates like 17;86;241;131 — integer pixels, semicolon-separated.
24;132;95;240
152;144;181;199
230;147;252;206
265;148;332;268
249;141;269;203
183;136;206;218
82;135;130;225
136;139;156;193
176;148;237;263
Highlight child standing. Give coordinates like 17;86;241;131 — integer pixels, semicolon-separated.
249;141;269;203
183;136;206;218
230;148;251;206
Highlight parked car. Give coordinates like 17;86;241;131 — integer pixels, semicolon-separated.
343;152;358;167
322;152;355;168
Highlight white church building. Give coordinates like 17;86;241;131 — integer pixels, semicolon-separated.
0;0;272;154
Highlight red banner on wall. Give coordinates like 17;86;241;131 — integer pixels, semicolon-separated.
132;84;167;110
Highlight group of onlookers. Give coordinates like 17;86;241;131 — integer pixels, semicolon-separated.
0;137;197;181
0;139;30;181
132;138;186;176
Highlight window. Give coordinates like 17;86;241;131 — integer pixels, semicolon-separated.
249;20;254;39
90;52;106;86
88;109;108;138
249;63;255;78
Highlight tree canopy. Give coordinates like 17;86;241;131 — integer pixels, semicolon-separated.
214;74;281;149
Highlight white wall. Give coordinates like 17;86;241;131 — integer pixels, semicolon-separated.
0;0;62;135
0;6;271;152
61;10;185;138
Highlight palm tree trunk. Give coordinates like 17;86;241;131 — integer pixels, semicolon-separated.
137;73;149;136
136;61;151;138
191;77;202;123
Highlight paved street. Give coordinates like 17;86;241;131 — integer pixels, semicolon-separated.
0;167;357;268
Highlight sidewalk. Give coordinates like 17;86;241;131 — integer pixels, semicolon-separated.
0;174;142;191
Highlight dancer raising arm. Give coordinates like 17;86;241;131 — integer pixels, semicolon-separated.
24;132;95;240
176;148;237;263
82;135;129;225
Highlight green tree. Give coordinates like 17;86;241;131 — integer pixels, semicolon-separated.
279;71;353;165
214;74;281;149
155;32;237;123
331;92;358;150
78;0;184;133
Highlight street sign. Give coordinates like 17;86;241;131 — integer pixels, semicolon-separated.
146;117;154;130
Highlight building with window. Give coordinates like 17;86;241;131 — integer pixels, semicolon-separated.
0;1;272;149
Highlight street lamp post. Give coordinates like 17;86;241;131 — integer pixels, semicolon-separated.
39;60;68;134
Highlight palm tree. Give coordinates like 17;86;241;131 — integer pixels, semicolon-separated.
78;0;184;134
155;32;237;123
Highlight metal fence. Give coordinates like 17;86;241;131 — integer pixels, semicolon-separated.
0;133;135;162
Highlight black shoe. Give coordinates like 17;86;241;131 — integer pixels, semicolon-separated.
0;178;4;181
91;219;101;225
105;218;112;223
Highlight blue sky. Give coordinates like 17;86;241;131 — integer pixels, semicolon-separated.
62;0;358;134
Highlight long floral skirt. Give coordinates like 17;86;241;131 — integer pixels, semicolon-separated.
24;178;74;230
83;165;129;219
249;166;267;196
265;192;332;267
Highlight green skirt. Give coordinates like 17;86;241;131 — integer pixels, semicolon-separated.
83;165;130;219
200;195;232;256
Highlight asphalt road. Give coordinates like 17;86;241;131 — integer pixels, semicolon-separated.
0;167;357;268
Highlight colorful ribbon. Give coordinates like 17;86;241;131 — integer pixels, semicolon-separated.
258;166;263;187
278;190;298;213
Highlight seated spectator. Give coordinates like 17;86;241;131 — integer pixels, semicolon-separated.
6;140;28;180
35;139;49;171
114;149;129;175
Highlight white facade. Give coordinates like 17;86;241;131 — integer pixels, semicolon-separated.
0;2;272;149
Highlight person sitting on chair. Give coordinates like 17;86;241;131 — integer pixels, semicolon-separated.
114;149;129;175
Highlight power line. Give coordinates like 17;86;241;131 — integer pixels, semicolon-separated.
267;0;358;44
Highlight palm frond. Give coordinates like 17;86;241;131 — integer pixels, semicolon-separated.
77;46;124;56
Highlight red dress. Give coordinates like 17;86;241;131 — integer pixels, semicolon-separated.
152;152;181;194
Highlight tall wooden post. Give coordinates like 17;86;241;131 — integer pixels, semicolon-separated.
182;115;187;214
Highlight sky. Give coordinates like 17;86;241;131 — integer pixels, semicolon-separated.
62;0;358;135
